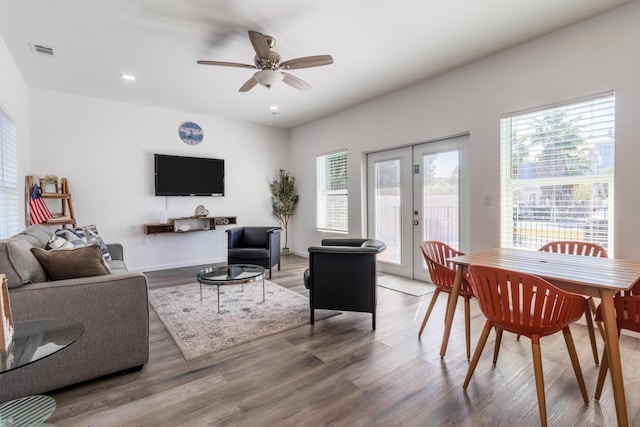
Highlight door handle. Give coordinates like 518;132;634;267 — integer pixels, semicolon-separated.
413;220;419;226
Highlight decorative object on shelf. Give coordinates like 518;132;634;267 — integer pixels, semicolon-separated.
178;121;204;145
214;218;230;226
40;175;59;193
178;224;191;232
0;275;14;352
28;183;52;225
269;169;299;256
194;205;209;218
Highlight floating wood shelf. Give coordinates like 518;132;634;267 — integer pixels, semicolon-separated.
143;216;237;235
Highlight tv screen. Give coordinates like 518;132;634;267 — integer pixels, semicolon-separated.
154;154;224;196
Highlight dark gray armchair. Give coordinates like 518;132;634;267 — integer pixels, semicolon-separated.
304;238;386;329
226;227;282;278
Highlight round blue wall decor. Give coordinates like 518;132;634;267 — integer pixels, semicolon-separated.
179;122;204;145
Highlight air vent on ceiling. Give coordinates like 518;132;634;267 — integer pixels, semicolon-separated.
29;42;54;57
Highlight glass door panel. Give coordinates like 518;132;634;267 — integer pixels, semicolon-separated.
413;137;468;281
373;159;401;264
367;147;412;277
422;150;460;247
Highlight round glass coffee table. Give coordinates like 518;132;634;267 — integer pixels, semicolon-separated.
0;318;83;426
197;264;266;312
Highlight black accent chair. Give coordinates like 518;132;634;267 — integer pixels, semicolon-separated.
303;238;386;329
226;227;282;279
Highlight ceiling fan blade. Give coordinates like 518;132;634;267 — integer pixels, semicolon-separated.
239;77;258;92
279;55;333;70
197;60;256;69
282;72;311;92
248;30;271;59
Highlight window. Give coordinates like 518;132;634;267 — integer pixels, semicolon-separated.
316;150;348;232
0;108;18;239
500;94;615;252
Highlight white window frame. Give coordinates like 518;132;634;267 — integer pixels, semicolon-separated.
500;93;615;253
316;150;348;233
0;107;19;239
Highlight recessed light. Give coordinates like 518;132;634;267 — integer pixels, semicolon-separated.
120;74;136;81
269;105;278;111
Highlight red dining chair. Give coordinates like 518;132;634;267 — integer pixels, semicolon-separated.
493;241;608;366
464;265;589;427
419;241;475;359
594;281;640;400
537;241;608;365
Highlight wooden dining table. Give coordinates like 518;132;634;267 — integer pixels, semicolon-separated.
440;247;640;427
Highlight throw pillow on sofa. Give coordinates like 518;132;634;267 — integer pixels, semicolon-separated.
31;244;111;281
47;235;77;250
0;238;48;288
70;225;112;261
49;225;112;261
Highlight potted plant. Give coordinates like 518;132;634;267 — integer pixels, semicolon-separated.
269;169;299;256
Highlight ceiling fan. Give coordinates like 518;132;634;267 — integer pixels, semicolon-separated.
197;30;333;92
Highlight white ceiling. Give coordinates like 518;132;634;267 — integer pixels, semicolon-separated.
0;0;632;129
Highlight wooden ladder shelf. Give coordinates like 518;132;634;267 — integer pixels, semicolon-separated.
26;175;77;228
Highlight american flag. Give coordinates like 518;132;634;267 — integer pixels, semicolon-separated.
29;183;52;225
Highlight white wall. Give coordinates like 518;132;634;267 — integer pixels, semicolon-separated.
290;2;640;259
28;89;290;271
0;35;30;226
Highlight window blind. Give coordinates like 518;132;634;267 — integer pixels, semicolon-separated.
500;93;615;253
0;108;19;239
316;150;348;232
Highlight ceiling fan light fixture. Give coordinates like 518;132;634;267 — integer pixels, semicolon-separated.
198;31;332;92
254;70;283;88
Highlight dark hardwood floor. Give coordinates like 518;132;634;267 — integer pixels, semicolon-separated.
48;255;640;426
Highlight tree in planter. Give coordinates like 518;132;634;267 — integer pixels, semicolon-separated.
269;169;299;255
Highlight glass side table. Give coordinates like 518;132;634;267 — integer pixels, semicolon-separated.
0;319;83;426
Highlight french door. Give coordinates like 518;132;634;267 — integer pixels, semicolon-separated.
367;135;469;281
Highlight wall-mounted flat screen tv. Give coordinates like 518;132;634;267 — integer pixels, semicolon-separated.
154;154;224;196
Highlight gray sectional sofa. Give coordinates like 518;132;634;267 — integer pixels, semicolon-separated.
0;224;149;402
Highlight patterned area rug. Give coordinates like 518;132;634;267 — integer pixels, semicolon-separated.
377;274;435;296
149;281;339;361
